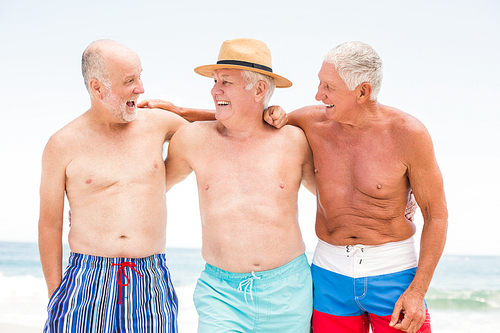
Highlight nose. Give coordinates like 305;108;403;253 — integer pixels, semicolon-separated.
315;83;325;101
135;77;145;94
211;82;223;97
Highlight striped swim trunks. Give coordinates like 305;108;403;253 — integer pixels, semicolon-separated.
311;237;431;333
44;252;178;333
194;254;313;333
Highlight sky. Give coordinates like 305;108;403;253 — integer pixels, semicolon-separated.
0;0;499;256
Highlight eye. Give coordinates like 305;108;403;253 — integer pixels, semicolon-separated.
324;82;334;90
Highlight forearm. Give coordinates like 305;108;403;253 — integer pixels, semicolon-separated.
38;223;64;297
177;107;215;122
139;99;215;122
409;215;448;296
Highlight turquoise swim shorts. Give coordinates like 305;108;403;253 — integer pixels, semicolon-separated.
193;254;312;332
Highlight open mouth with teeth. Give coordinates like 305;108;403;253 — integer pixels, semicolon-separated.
217;101;230;106
126;100;136;108
326;104;334;108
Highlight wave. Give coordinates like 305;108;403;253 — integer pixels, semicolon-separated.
0;273;199;331
426;287;500;311
0;273;48;327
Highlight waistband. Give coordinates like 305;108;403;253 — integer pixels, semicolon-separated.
68;252;167;268
312;237;417;278
204;253;310;282
314;237;416;258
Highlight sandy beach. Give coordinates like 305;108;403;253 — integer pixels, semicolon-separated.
0;323;42;333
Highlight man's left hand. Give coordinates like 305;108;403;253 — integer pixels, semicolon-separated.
405;191;417;222
264;105;288;129
138;99;179;114
389;288;427;333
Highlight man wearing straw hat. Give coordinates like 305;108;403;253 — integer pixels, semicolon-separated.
163;38;316;332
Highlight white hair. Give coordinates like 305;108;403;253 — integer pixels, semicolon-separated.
241;70;276;108
324;41;383;100
81;40;115;92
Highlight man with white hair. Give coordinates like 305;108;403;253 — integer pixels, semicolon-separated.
287;41;448;333
38;39;189;332
163;38;316;332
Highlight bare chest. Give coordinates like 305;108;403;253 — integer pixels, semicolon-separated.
191;135;303;194
309;126;408;199
65;135;165;193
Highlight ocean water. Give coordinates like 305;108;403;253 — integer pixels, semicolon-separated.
1;242;499;332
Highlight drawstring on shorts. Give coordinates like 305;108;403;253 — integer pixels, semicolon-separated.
112;261;143;304
237;271;261;304
346;244;365;264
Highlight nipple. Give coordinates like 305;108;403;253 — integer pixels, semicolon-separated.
280;183;285;189
205;185;209;190
85;179;93;184
314;168;318;173
377;184;382;189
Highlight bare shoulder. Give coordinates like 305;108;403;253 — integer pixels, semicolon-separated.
273;125;312;158
171;120;217;143
138;107;187;128
41;114;90;169
140;107;184;121
385;105;430;137
44;115;86;153
138;108;188;141
288;104;329;128
384;105;435;157
279;124;308;142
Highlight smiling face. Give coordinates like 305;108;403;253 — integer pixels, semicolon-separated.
101;50;144;123
210;69;257;122
315;61;357;122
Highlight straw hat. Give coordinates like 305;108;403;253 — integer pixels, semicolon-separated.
194;38;292;88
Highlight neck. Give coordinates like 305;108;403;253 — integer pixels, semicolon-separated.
337;100;382;130
218;104;268;139
86;105;131;132
219;117;268;139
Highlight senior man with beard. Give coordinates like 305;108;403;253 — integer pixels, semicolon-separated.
39;39;188;333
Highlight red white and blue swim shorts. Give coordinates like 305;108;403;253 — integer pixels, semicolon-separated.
311;237;431;333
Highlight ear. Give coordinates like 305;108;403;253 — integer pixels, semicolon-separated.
356;82;372;103
254;80;267;103
90;78;105;100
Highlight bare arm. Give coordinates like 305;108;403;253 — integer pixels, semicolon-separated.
139;99;215;122
287;105;326;128
38;136;67;298
390;122;448;333
297;129;316;195
152;108;189;142
140;99;289;129
165;124;195;191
